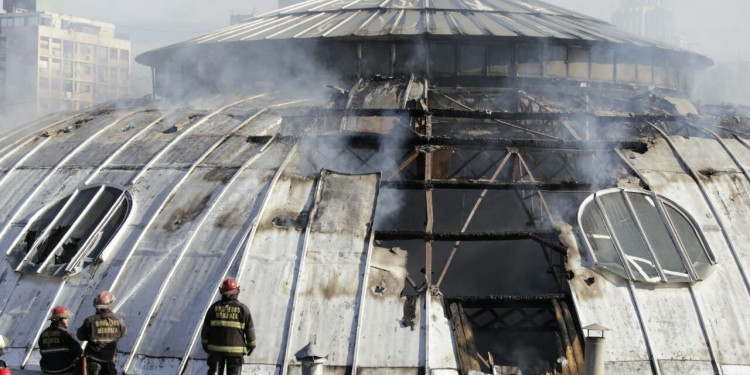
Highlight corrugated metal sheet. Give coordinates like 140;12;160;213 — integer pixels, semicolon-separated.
165;0;677;49
567;136;750;374
0;93;461;375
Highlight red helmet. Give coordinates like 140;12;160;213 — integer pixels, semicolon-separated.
219;277;239;295
94;290;115;308
50;306;71;320
0;367;11;375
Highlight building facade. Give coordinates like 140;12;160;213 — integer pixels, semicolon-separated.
0;6;130;122
612;0;675;44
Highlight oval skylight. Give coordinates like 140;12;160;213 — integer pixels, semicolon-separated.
7;185;131;276
577;188;715;283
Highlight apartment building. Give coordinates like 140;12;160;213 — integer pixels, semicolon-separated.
612;0;676;45
0;3;130;121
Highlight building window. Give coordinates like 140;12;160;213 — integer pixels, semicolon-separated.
544;44;567;78
568;47;589;80
63;40;74;59
578;188;715;283
40;16;53;26
458;44;484;76
429;42;456;76
517;44;541;77
63;61;73;78
6;185;131;276
361;42;391;76
39;57;49;74
97;46;108;65
487;44;511;76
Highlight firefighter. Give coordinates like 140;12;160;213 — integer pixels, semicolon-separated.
0;334;9;368
39;306;82;374
201;277;256;375
76;291;126;375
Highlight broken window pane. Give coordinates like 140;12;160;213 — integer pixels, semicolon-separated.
665;204;713;279
598;193;659;282
578;188;714;283
580;203;625;277
629;193;689;282
7;185;131;276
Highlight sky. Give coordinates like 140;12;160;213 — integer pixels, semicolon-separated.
60;0;750;96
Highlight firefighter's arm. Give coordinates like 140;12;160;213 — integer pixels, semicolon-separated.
200;310;211;352
75;319;89;341
65;331;83;357
244;307;256;356
119;316;127;338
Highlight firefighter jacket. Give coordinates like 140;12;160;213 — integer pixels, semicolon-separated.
201;295;256;356
76;309;126;363
39;321;82;373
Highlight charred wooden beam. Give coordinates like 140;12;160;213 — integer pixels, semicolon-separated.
446;294;567;308
375;230;559;242
381;179;594;191
304;134;647;152
279;108;685;123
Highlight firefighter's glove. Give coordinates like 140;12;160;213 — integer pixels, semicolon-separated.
246;341;256;356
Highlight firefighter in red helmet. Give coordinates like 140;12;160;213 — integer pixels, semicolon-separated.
39;306;82;374
76;291;126;375
201;277;256;375
0;334;9;369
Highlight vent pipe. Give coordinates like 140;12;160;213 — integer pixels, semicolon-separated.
295;341;327;375
583;324;609;375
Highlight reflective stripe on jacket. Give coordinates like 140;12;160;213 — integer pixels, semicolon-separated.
76;309;126;362
201;295;255;356
39;323;82;374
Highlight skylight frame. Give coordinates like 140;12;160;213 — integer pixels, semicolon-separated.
6;184;131;276
578;187;715;283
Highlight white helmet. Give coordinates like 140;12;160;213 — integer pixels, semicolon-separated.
0;334;8;349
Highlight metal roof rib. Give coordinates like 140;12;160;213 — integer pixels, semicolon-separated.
296;12;345;38
240;16;304;41
388;9;407;35
213;17;290;42
0;112;165;350
354;9;384;36
539;14;614;41
137;0;707;61
265;12;329;39
472;12;518;36
523;13;594;40
123;135;280;368
0;110;140;255
321;10;362;37
342;0;366;9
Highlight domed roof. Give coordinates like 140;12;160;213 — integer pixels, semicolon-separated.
183;0;673;47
